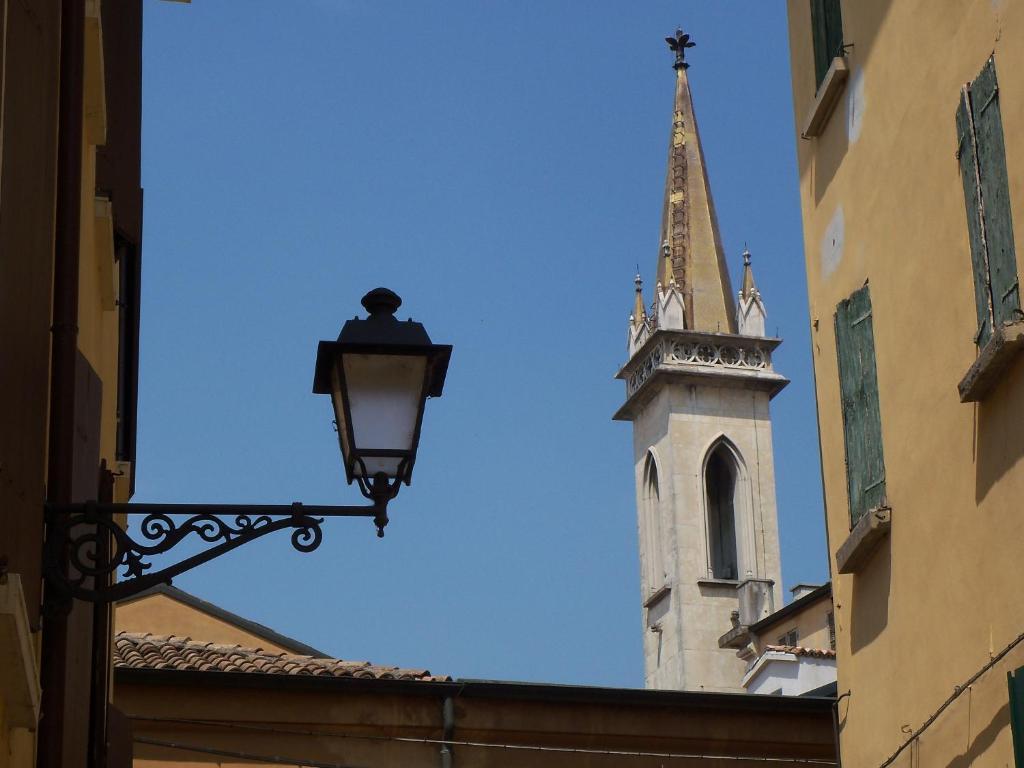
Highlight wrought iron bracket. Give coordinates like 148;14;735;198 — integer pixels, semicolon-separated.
44;475;400;604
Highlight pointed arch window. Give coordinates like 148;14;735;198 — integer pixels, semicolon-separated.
642;453;667;591
705;444;739;581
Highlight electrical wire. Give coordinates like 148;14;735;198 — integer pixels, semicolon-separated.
876;628;1024;768
131;719;837;765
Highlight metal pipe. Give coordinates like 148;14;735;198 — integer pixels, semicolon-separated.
38;2;85;768
831;691;849;768
440;696;455;768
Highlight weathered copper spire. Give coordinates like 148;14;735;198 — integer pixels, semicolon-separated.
657;30;736;333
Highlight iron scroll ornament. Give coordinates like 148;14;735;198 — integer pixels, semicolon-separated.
44;471;402;604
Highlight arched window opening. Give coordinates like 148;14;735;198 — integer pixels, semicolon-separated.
643;453;666;589
706;447;739;580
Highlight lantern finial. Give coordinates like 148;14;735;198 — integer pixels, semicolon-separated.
361;288;402;317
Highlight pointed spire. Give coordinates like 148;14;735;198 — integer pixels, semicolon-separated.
628;273;651;356
740;245;758;301
660;240;675;288
632;273;647;326
657;29;736;333
736;246;767;337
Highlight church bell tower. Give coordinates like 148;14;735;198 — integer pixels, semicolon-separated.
614;30;786;693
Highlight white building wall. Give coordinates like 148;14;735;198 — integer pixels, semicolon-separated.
743;653;837;696
632;380;784;692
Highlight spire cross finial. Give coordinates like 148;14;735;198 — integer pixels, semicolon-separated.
743;244;751;267
665;27;696;70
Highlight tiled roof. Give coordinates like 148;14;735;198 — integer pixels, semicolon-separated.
764;644;836;659
114;632;449;681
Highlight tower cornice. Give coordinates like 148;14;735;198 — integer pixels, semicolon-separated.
613;328;789;421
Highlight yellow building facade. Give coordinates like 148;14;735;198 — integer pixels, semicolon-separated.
786;0;1024;764
0;3;143;768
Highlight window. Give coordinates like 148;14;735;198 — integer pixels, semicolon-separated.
810;0;844;88
778;629;799;647
827;611;836;651
956;56;1021;348
835;285;886;526
705;445;739;580
642;453;666;591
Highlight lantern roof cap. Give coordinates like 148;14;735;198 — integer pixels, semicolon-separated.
312;288;451;398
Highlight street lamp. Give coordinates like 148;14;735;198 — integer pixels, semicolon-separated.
313;287;451;535
43;288;450;604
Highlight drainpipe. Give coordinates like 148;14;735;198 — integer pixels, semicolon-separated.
38;2;85;768
440;696;455;768
832;691;850;768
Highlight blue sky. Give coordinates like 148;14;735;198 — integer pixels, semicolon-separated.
136;0;827;688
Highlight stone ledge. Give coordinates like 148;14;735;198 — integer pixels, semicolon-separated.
958;321;1024;402
801;57;849;139
836;506;891;574
718;622;750;650
643;583;671;609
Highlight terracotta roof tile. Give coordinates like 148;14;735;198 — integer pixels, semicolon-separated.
114;632;449;682
764;644;836;659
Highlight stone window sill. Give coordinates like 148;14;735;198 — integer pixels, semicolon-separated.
697;577;741;589
801;57;849;139
958;321;1024;402
836;506;891;574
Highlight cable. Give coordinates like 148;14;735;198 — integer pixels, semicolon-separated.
131;720;837;765
133;737;361;768
877;628;1024;768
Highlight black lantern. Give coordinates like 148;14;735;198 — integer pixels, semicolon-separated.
313;288;451;496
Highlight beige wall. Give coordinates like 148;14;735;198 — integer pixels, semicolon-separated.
786;0;1024;765
752;593;833;655
115;594;300;654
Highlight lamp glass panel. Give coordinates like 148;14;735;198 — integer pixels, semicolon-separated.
341;353;427;477
329;364;352;469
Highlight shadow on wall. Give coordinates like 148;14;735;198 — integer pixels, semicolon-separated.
849;535;890;654
975;355;1024;502
941;700;1010;768
812;112;849;207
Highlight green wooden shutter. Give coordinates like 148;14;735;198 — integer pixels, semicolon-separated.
957;88;993;345
810;0;844;89
835;286;886;526
971;57;1021;330
810;0;829;88
1009;666;1024;767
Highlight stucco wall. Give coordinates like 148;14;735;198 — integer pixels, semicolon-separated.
786;0;1024;764
744;654;837;696
753;593;833;655
115;594;300;654
116;674;836;768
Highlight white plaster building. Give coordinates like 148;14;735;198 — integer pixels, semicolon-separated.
614;31;787;693
742;647;837;696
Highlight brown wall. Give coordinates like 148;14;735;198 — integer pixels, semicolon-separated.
116;673;835;768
